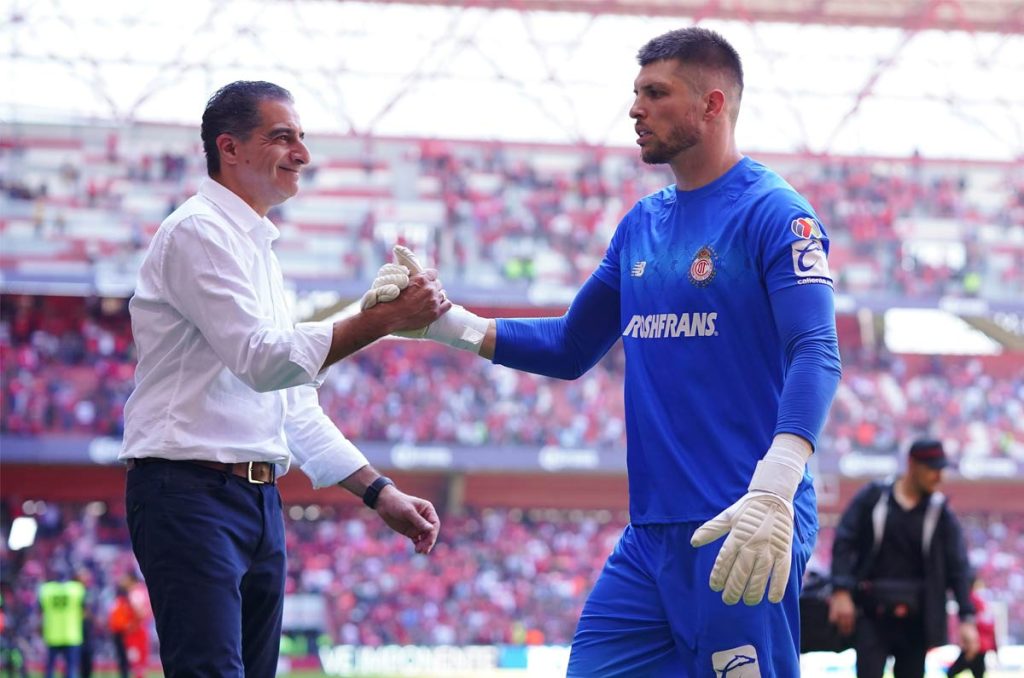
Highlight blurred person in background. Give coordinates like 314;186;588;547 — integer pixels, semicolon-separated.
107;584;130;678
38;571;85;678
107;574;150;678
72;570;95;678
364;26;841;677
119;80;445;676
947;578;997;678
828;439;979;678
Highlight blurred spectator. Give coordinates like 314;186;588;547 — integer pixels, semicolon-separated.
74;570;96;678
828;440;978;678
38;574;85;678
107;574;149;678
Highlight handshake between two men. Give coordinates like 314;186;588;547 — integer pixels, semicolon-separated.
360;244;809;609
360;245;491;354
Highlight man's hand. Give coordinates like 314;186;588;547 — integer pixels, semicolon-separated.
359;250;450;335
959;620;980;660
360;263;412;311
374;485;440;555
690;434;810;605
389;245;434;338
828;589;857;636
363;245;490;353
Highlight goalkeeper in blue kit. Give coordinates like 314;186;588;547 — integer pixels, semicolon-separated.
365;27;841;677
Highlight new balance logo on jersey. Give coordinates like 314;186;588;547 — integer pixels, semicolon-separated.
711;645;760;677
622;312;717;339
631;261;647;277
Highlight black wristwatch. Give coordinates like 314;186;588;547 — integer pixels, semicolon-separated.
362;476;395;509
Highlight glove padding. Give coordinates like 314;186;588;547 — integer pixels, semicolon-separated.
360;263;410;310
362;244;488;352
690;490;794;605
393;244;424;276
690;435;809;606
390;245;429;338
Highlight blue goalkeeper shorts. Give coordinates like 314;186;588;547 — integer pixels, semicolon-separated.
567;503;816;677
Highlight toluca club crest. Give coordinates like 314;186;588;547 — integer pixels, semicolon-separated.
688;246;717;287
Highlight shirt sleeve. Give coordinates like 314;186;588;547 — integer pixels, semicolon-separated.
591;201;634;291
771;283;842;447
160;215;332;392
285;385;369;488
942;507;978;620
492;204;633;378
756;191;841;447
493;274;621;380
760;202;834;294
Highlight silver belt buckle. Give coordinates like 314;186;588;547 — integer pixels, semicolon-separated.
247;461;267;485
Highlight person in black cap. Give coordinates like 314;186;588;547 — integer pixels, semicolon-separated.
827;439;979;678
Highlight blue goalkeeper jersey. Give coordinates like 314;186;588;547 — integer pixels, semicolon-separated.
592;156;837;524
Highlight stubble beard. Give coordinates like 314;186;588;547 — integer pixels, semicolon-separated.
640;124;700;165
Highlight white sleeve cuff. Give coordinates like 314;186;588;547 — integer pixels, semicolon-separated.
299;439;369;489
289;321;334;386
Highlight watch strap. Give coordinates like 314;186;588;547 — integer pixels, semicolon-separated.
362;476;395;509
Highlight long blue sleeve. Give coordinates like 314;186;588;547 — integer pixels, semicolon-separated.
493;274;621;380
771;283;842;448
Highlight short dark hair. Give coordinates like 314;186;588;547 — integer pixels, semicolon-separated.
201;81;293;175
637;27;744;96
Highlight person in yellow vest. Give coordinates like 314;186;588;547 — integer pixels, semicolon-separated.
37;577;85;678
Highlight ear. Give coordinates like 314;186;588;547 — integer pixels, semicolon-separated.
216;133;240;168
704;89;727;121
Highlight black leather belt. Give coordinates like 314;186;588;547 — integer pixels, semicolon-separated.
126;457;276;485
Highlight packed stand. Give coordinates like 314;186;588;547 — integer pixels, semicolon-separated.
4;500;1021;661
2;295;1023;464
2;123;1022;301
822;349;1024;464
286;505;625;646
0;295;134;437
0;499;625;664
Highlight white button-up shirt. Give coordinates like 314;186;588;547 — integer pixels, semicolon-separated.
120;178;367;487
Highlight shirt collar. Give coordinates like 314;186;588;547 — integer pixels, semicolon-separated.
198;178;281;242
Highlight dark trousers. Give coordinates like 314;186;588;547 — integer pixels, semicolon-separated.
855;614;927;678
44;645;80;678
112;634;129;678
947;650;986;678
126;459;286;677
78;638;92;678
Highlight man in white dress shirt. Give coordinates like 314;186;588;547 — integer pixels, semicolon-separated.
120;81;446;677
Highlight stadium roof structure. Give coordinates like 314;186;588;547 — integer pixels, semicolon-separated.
380;0;1024;35
2;0;1023;160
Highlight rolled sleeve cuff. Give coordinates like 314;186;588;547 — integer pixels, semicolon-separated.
289;321;334;386
831;575;858;592
299;439;369;489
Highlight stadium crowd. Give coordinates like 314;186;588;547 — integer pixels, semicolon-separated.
2;125;1022;300
3;126;1022;667
2;500;1021;668
2;295;1022;464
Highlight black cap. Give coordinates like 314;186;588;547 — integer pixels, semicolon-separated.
908;439;948;470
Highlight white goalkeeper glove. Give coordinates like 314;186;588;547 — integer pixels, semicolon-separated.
690;434;811;606
364;245;489;354
360;263;411;310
